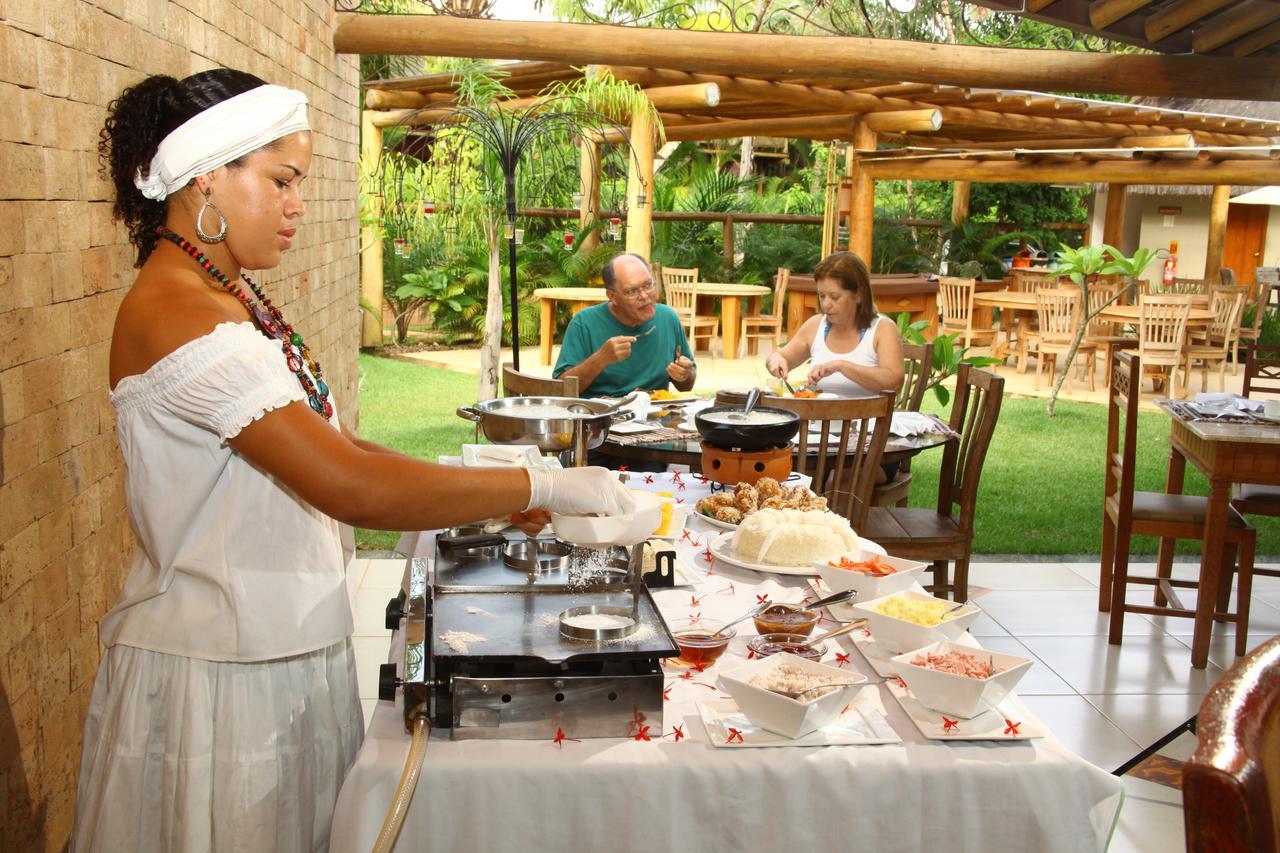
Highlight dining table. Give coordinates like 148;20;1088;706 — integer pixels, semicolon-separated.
328;471;1125;852
531;283;772;366
1154;400;1280;668
602;404;953;472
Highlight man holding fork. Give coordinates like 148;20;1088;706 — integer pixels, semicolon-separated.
554;252;697;398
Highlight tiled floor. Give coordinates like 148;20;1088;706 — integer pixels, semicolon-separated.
346;554;1280;852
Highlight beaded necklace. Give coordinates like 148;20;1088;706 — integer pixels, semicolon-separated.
157;227;333;419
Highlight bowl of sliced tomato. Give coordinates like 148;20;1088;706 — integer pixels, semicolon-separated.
814;550;929;599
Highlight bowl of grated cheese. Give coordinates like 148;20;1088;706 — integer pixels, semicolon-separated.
851;590;981;654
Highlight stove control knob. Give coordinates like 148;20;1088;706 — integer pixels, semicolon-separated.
378;663;403;702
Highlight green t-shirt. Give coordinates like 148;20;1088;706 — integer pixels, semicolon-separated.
553;303;695;397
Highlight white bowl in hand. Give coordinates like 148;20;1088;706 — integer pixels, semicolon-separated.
891;641;1032;719
551;490;665;547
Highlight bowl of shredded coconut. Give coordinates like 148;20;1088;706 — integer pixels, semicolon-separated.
890;641;1032;719
731;508;860;567
718;653;866;738
850;590;981;653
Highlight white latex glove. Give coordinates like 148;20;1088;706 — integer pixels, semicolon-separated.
525;467;636;517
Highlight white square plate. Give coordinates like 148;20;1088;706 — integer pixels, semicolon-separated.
697;691;900;747
852;625;982;678
885;681;1044;741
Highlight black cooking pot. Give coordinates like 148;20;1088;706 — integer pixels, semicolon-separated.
694;405;800;452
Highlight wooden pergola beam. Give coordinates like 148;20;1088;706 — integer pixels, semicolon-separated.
858;157;1280;184
1192;0;1280;54
1146;0;1236;42
1089;0;1157;31
1231;20;1280;57
331;14;1280;100
864;109;943;133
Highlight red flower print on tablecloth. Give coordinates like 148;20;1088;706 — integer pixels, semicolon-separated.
666;724;686;742
726;727;745;744
942;717;959;733
552;727;580;749
834;651;851;667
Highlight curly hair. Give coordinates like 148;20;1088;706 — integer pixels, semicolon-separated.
98;68;268;266
813;251;877;330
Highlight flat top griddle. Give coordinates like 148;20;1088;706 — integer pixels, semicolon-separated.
432;586;676;665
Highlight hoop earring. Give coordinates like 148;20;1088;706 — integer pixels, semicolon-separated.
195;194;228;244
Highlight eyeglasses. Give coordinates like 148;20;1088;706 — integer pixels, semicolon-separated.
616;281;657;301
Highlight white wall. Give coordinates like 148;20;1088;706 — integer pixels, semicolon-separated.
1136;194;1212;278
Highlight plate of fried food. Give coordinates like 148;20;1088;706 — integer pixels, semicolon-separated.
694;477;828;530
647;389;702;404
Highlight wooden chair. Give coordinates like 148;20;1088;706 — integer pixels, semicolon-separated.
1234;280;1271;375
502;362;580;397
1136;294;1192;397
1032;288;1097;392
1182;287;1246;393
1242;342;1280;398
871;341;936;508
1099;351;1256;661
1171;277;1210;295
1227;343;1280;600
769;392;894;530
661;267;719;354
1182;635;1280;853
1084;280;1136;377
859;364;1005;602
739;267;790;357
937;276;998;353
1218;267;1238;287
1013;271;1067;294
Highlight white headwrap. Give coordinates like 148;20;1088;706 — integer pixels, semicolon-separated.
133;84;310;201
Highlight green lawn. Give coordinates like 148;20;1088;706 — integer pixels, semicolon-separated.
353;353;1280;556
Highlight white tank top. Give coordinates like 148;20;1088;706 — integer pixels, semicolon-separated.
810;315;886;398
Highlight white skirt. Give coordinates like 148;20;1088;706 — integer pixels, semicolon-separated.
72;639;364;853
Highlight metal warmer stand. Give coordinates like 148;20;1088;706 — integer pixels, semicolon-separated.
382;531;680;740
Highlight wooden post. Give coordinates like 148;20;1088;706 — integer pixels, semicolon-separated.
723;215;735;276
1102;184;1127;249
1205;184;1231;283
951;180;971;225
578;139;601;252
847;120;877;262
625;107;655;258
360;110;385;348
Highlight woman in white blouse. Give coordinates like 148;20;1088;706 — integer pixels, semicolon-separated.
75;69;631;852
766;251;904;398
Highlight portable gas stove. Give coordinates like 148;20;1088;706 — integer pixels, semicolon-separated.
381;530;679;740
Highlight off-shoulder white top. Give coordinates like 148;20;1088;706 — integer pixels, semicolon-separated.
101;322;352;662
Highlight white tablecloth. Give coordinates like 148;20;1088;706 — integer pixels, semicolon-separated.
333;473;1123;852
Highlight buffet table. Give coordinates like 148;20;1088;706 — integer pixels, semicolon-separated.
330;473;1123;852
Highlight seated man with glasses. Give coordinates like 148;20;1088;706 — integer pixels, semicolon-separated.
554;252;697;398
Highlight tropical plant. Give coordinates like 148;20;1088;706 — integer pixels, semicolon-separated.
896;314;1003;406
520;222;615;290
944;221;1040;280
1039;243;1161;415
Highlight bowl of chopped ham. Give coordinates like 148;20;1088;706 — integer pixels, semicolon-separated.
890;641;1033;719
717;653;866;739
850;590;981;654
814;550;928;600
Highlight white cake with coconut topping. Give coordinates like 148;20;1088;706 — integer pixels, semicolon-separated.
732;508;859;566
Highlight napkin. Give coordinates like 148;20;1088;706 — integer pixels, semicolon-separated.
1193;392;1262;414
887;411;949;437
590;392;651;422
462;444;538;467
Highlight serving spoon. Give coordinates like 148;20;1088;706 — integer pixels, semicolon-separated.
725;387;763;422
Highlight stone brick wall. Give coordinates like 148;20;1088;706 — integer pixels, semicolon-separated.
0;2;361;849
